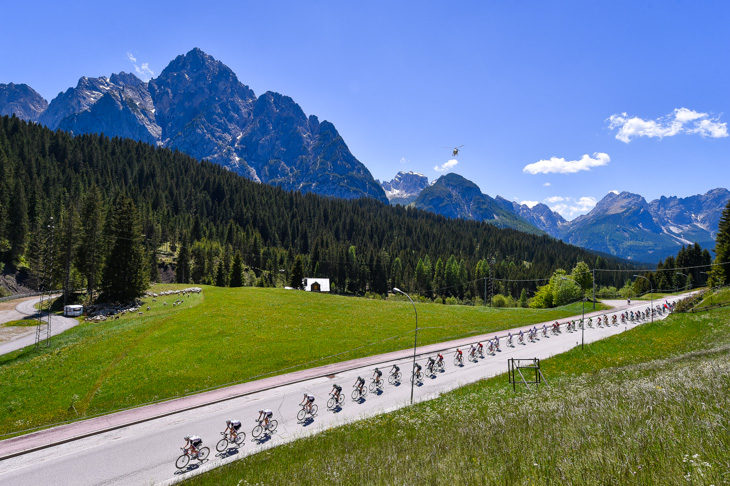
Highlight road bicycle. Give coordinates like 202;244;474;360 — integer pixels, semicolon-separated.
327;391;345;409
434;357;445;372
411;368;423;384
388;366;402;385
216;429;245;452
369;377;384;393
252;418;278;438
468;348;478;363
175;445;210;470
453;351;464;366
476;345;485;358
351;383;368;400
297;402;319;421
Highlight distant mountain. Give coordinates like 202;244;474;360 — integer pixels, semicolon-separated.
494;197;568;234
557;189;730;262
0;48;387;204
0;83;47;122
379;171;429;205
383;167;729;262
413;173;543;234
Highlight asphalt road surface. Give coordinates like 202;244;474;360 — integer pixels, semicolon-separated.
0;296;78;356
0;297;682;486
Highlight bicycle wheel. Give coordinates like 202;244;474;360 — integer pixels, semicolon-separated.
338;394;345;405
198;447;210;461
454;357;460;366
297;409;306;421
252;425;263;438
175;454;190;470
216;438;229;452
369;382;376;393
268;420;278;433
311;404;318;415
352;389;361;400
327;397;336;409
234;432;245;445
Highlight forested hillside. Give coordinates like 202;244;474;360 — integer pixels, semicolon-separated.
0;116;637;301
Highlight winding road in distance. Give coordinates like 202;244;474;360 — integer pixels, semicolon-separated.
0;296;687;486
0;295;78;357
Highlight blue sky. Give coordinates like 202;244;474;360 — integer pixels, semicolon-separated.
3;1;729;220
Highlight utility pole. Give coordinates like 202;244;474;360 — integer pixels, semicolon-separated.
592;268;596;310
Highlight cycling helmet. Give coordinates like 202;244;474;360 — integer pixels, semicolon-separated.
259;409;263;413
226;420;231;425
374;367;379;372
184;435;190;440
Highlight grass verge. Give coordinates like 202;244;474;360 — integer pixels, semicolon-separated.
0;285;608;437
185;296;730;485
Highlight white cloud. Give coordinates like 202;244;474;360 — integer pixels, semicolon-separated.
545;196;597;219
434;159;458;172
126;51;154;80
543;182;551;187
521;200;539;208
523;152;610;175
400;157;408;164
608;108;728;143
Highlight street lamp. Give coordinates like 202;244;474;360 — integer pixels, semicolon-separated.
675;272;688;293
634;275;653;323
393;288;418;404
560;276;585;349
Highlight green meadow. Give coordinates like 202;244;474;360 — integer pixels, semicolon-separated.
0;285;606;437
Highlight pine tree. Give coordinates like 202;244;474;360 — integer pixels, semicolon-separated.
176;236;191;284
101;194;148;302
712;200;730;285
76;186;105;301
214;260;227;287
8;178;29;262
229;252;244;287
290;255;304;289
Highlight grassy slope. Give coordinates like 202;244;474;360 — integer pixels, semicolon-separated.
0;285;606;437
186;295;730;485
1;319;38;327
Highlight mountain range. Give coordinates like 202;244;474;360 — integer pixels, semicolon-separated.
378;171;729;263
0;48;387;204
2;49;728;263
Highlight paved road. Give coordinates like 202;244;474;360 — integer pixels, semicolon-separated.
0;297;683;486
0;295;79;356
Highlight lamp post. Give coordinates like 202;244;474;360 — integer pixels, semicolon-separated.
393;288;418;404
675;272;688;293
634;275;653;323
560;276;585;349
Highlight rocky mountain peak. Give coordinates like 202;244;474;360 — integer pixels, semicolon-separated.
109;71;142;87
379;171;429;205
0;83;48;122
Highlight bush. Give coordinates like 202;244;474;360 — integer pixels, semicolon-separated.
491;294;508;308
445;296;459;305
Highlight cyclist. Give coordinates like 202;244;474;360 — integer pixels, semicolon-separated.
476;341;484;356
413;362;422;380
391;364;400;376
518;329;524;344
436;353;444;368
299;393;315;413
493;335;500;350
184;435;203;457
224;419;242;441
469;344;477;360
426;356;435;374
355;376;366;394
542;324;548;336
373;367;383;386
331;383;342;401
454;348;463;363
257;409;273;429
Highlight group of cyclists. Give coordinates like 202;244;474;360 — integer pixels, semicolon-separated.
180;299;678;466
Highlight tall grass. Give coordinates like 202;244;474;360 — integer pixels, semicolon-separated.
0;285;604;437
186;301;730;485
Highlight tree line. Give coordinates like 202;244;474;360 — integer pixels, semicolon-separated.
0;115;639;303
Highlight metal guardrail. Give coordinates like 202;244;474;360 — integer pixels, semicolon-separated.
0;291;64;304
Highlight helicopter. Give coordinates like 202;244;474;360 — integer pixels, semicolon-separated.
444;145;464;157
